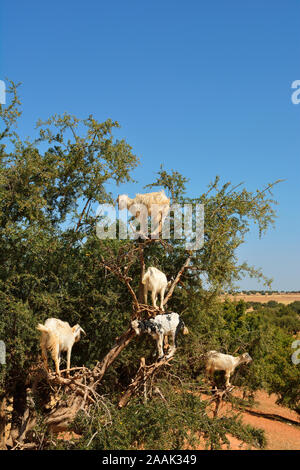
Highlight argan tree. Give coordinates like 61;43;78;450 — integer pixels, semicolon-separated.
1;82;295;451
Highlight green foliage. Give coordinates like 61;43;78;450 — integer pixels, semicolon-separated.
144;164;189;201
54;386;265;450
0;84;139;402
1;82;298;450
147;168;281;291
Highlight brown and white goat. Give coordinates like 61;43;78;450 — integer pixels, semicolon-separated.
37;318;85;376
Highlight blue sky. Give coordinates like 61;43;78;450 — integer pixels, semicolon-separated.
1;0;299;290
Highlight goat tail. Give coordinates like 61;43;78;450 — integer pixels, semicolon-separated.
183;325;189;335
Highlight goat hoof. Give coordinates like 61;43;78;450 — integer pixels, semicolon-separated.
157;356;164;362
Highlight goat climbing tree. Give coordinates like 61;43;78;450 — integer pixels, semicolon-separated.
1;84;284;450
17;236;192;443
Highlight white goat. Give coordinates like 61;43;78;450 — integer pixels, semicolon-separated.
131;312;189;360
142;266;171;312
36;318;86;376
117;190;170;236
205;351;252;387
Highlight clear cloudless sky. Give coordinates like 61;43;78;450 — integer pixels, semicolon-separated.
1;0;299;290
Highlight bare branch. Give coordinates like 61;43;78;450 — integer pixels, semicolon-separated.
163;256;192;306
118;356;173;408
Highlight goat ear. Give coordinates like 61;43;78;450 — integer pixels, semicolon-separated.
72;324;85;335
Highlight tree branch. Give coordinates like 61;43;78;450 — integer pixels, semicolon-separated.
163;256;191;306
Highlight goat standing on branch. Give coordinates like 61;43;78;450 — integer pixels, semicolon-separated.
131;312;189;361
117;190;170;236
142;266;171;312
205;351;252;388
37;318;86;376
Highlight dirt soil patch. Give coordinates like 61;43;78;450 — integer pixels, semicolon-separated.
206;390;300;450
220;293;300;305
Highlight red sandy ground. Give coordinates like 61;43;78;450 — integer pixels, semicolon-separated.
193;390;300;450
238;391;300;450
